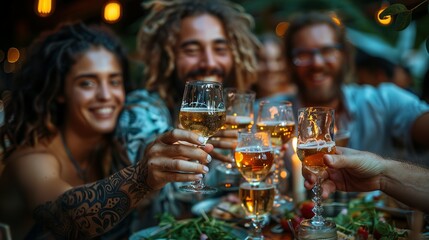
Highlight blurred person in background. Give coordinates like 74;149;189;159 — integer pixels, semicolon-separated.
420;68;429;103
283;11;429;166
0;22;214;239
355;49;395;87
117;0;260;227
253;33;296;101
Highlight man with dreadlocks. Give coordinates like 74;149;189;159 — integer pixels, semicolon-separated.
116;0;260;227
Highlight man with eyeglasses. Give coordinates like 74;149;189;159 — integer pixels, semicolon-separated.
284;12;429;165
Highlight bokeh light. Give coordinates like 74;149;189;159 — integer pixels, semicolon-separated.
103;1;122;23
35;0;54;17
275;22;289;37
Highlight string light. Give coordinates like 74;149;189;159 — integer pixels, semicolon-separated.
376;4;392;26
7;48;20;64
35;0;55;17
275;22;289;37
103;1;122;23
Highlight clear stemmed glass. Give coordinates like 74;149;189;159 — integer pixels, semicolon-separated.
179;80;226;194
216;88;255;189
239;182;275;240
296;107;337;239
234;131;274;186
256;100;295;207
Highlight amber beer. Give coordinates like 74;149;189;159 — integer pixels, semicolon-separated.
223;116;253;130
235;147;274;184
179;108;226;138
239;183;275;218
257;121;295;147
297;141;336;174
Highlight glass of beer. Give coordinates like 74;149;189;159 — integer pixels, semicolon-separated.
256;100;295;208
179;80;226;194
239;182;275;240
297;107;337;240
235;131;274;186
216;88;256;189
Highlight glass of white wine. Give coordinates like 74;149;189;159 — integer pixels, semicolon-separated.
216;88;255;190
297;107;337;240
256;100;295;208
239;182;275;240
179;80;226;194
234;131;274;186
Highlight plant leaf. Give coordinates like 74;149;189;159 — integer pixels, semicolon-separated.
394;11;412;31
380;3;409;18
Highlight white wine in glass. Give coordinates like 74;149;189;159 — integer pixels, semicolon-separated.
179;80;226;194
235;131;274;186
239;182;275;240
297;107;337;240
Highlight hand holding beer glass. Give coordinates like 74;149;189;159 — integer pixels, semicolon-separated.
297;107;337;239
179;80;226;193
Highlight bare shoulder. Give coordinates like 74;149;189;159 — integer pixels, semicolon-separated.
6;145;70;208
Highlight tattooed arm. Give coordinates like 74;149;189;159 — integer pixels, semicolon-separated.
11;129;213;239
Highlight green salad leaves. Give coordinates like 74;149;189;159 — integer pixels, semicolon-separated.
142;213;241;240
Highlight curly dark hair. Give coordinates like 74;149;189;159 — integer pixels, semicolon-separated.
138;0;260;109
0;22;131;163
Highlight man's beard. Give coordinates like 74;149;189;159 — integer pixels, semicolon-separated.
292;69;343;106
185;68;226;83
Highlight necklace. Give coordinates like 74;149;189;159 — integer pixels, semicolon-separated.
61;133;88;182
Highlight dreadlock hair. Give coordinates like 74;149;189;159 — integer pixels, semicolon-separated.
0;22;131;172
138;0;260;110
283;12;355;91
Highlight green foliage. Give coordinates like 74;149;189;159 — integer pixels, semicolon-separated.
379;1;429;52
143;213;240;240
380;4;412;31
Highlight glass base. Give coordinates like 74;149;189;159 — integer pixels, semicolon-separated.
298;219;337;240
179;184;217;194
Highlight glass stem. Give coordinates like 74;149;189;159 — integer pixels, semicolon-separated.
311;175;325;226
248;216;264;239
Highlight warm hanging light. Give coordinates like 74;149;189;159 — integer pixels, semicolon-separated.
35;0;55;17
7;48;20;64
376;3;392;26
103;1;122;23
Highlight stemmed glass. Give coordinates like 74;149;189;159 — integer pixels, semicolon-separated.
239;182;275;240
216;88;255;189
234;131;274;186
179;80;226;194
256;100;295;207
296;107;337;239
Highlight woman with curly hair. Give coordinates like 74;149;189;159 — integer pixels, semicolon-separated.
0;22;213;239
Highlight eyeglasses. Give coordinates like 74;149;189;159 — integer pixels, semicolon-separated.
292;44;342;66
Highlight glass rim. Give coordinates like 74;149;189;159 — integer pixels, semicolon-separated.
298;106;334;113
259;100;292;107
185;80;222;86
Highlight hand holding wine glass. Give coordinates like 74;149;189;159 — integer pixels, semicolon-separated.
179;80;226;193
297;107;337;240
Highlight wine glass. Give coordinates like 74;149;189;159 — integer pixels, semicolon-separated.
234;131;274;186
256;100;295;208
239;182;275;240
296;107;337;239
179;80;226;193
216;88;255;189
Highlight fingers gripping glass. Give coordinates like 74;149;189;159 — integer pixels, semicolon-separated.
292;44;342;66
179;80;226;194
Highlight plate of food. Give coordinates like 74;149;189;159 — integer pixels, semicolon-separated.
191;194;246;221
129;213;247;240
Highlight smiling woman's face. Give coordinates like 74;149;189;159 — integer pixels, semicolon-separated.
61;47;125;135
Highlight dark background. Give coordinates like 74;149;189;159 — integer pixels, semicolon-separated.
1;0;428;91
